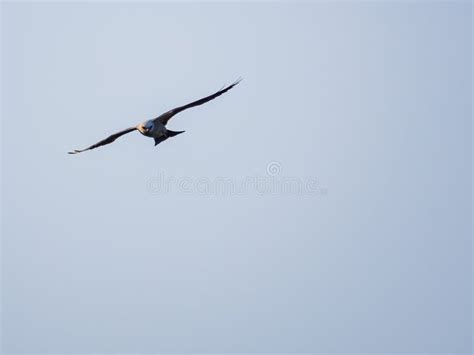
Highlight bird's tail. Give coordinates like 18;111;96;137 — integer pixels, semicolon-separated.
167;129;185;137
153;130;185;146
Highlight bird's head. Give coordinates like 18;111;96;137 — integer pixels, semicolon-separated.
139;120;154;134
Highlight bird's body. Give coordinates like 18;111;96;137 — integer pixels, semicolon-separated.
68;79;241;154
137;120;166;138
137;120;185;146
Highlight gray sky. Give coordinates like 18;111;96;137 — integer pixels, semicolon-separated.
1;1;472;353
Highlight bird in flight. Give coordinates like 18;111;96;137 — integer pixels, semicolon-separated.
68;79;242;154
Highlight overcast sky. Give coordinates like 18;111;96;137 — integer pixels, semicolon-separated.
1;1;472;353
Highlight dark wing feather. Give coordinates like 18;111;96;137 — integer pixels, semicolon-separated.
68;127;137;154
154;78;242;125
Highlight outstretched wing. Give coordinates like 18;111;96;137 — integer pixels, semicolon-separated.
154;78;242;126
68;127;137;154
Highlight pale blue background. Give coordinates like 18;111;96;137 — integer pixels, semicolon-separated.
1;1;472;353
